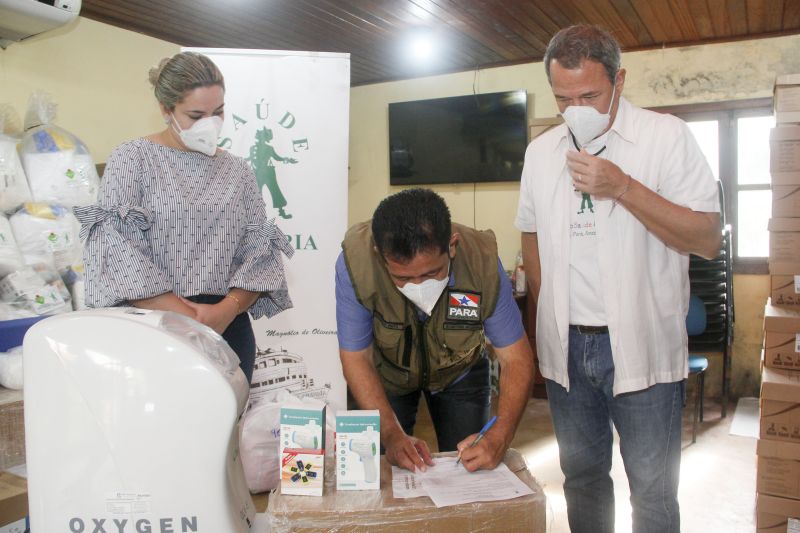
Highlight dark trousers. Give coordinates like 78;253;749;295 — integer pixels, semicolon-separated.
386;356;491;452
187;294;256;384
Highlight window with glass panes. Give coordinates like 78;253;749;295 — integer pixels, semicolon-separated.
652;98;773;273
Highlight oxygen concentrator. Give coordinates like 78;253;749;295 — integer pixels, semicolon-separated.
23;308;255;532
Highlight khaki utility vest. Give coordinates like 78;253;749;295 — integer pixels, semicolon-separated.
342;222;500;394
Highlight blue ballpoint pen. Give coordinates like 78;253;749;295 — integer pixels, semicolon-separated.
455;415;498;466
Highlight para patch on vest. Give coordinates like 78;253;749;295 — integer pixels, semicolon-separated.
447;291;481;321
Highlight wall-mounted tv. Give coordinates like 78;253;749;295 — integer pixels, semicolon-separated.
388;90;528;185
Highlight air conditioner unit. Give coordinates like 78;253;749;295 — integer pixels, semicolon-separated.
0;0;81;46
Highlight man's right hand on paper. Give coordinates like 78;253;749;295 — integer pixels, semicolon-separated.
384;430;434;473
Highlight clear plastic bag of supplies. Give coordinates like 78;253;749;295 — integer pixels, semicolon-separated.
20;92;99;208
240;389;293;493
0;346;23;390
0;266;69;316
0;105;33;213
0;214;24;278
0;302;36;320
9;202;82;277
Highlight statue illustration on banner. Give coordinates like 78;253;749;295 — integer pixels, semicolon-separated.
247;127;298;220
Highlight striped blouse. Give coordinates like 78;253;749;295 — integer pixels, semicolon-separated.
75;138;293;319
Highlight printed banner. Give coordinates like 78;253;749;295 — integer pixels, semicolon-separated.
187;48;350;414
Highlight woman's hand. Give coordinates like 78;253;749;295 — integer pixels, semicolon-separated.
179;296;238;334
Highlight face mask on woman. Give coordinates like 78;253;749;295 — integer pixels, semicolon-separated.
171;115;223;156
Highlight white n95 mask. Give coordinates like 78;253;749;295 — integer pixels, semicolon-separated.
397;270;449;316
172;115;223;156
561;81;617;148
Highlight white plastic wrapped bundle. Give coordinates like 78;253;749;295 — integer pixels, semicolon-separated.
0;302;36;320
0;267;68;316
0;346;23;390
0;105;32;213
20;92;99;207
9;202;82;275
0;214;23;278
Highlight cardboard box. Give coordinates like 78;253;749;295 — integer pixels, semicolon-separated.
267;448;546;533
771;267;800;307
775;74;800;124
773;185;800;218
0;391;24;471
757;493;800;532
764;300;800;370
336;410;380;491
280;448;324;496
279;401;326;452
0;472;27;528
760;367;800;443
757;439;800;500
769;218;800;264
771;127;800;174
0;517;27;533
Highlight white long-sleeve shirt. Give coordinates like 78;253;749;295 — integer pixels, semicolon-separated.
515;97;719;395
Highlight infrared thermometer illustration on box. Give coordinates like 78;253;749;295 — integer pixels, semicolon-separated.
349;427;378;483
292;421;320;449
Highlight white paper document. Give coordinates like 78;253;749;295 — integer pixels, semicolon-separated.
391;456;534;507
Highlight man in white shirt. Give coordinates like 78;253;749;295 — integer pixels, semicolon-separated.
515;25;721;533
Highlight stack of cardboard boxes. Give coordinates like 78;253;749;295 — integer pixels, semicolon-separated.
758;74;800;532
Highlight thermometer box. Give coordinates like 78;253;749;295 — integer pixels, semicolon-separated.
336;410;380;490
280;401;326;452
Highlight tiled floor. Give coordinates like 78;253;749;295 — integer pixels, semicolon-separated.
414;395;757;533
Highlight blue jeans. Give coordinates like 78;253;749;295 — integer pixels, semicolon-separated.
187;294;256;384
387;356;491;452
546;328;683;533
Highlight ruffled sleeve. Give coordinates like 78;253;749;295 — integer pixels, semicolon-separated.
74;145;172;307
229;167;294;319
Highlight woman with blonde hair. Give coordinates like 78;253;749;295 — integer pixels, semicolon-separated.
76;51;293;382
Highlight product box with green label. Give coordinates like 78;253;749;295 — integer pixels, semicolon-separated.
279;399;326;452
336;410;380;491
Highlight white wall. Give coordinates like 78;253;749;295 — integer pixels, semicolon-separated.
350;34;800;268
0;17;179;162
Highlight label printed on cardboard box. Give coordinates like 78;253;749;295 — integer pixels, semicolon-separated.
795;275;800;293
789;517;800;533
796;333;800;353
0;518;27;533
104;492;152;514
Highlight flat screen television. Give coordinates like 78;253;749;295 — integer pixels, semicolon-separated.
388;90;528;185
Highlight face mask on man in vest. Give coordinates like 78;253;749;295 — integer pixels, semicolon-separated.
396;261;450;316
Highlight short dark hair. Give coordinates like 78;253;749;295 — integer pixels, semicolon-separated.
372;188;451;262
544;25;621;85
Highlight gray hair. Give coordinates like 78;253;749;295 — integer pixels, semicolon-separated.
148;52;225;110
543;25;621;85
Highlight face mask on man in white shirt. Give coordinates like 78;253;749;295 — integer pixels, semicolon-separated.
561;79;617;151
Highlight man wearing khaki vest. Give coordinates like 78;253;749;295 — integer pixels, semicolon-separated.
336;188;534;472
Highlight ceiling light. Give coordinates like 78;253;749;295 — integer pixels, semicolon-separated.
411;34;434;61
